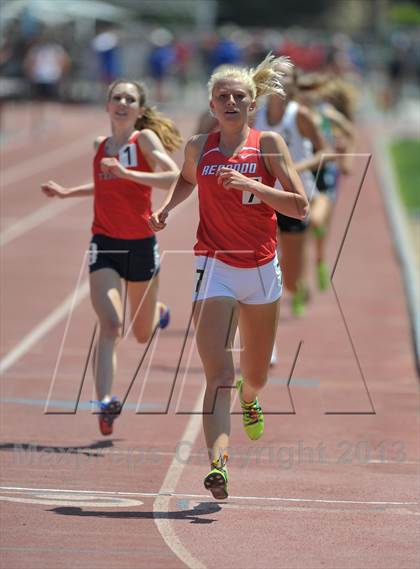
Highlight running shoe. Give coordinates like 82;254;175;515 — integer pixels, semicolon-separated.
159;304;170;329
316;261;330;291
203;453;229;500
312;225;327;239
291;289;305;317
236;378;264;440
291;284;309;317
98;397;122;436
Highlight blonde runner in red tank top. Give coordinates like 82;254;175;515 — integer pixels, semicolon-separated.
92;131;154;239
195;128;277;268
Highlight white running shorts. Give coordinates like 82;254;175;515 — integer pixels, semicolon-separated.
193;254;282;304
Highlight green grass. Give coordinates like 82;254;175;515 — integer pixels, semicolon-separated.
390;139;420;214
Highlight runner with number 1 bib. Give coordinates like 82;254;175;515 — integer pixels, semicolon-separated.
42;80;181;435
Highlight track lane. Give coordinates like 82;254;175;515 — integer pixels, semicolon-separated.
0;107;418;569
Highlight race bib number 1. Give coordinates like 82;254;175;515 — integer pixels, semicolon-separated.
119;143;138;168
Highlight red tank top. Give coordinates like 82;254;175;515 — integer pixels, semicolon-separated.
194;128;277;268
92;131;154;239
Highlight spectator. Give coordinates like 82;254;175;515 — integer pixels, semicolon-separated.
147;28;175;103
92;25;122;85
23;33;70;129
209;26;242;71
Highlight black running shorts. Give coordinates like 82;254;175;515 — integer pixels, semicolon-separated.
88;234;160;282
276;212;310;234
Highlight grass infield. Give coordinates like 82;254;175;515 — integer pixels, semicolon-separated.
390;139;420;215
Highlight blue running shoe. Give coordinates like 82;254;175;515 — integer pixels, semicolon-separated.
159;304;170;329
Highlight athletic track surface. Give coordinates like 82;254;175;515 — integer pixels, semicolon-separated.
0;103;418;569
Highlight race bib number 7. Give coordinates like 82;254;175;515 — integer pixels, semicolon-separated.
242;176;262;205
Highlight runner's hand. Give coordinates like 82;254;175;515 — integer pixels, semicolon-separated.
41;180;68;198
217;167;254;191
149;208;169;231
100;157;128;178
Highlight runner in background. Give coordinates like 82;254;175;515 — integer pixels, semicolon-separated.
253;64;331;317
319;76;357;175
297;72;355;290
41;80;181;436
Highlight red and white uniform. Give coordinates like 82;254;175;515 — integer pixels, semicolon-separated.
195;128;276;268
92;131;154;239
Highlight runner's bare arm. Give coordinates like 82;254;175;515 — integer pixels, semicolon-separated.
149;135;205;230
41;180;94;198
100;129;180;190
324;105;355;140
324;108;356;175
217;131;308;219
40;138;102;198
295;106;333;172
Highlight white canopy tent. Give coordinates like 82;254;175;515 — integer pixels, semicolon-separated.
0;0;132;29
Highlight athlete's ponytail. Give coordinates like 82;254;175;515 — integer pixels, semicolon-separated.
207;53;294;100
107;79;182;153
251;53;293;98
319;77;357;121
135;105;183;153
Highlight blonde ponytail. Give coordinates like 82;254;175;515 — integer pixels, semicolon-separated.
207;52;294;100
319;77;357;121
251;53;293;98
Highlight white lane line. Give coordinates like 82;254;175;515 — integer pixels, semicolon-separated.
0;486;417;507
0;486;161;497
4;444;418;466
1;133;94;186
0;198;84;246
0;546;171;555
0;495;144;507
189;501;419;516
153;385;206;569
0;280;89;375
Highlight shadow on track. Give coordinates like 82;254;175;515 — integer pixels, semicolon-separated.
49;501;223;524
0;439;119;458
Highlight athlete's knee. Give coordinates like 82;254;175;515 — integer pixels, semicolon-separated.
205;369;235;390
133;331;151;344
132;324;153;344
243;372;268;391
310;214;322;229
99;318;122;339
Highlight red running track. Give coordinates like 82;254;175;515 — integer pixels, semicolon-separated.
0;102;418;569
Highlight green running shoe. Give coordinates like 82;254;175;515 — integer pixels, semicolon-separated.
236;378;264;440
203;454;229;500
316;261;330;291
291;288;305;317
312;224;327;239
